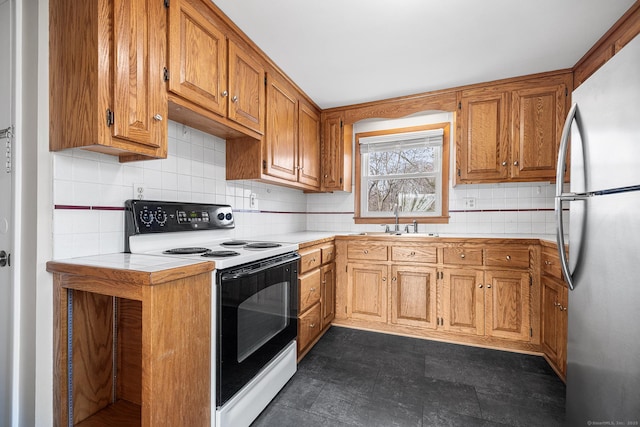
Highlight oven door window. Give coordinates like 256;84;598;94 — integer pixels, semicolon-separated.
217;257;298;407
237;280;288;362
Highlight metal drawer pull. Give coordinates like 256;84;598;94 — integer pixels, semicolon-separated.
310;288;316;292
153;114;163;121
460;254;466;259
382;277;386;282
309;323;316;328
506;255;511;260
392;277;397;282
478;284;483;288
487;284;492;288
410;251;415;256
363;250;368;254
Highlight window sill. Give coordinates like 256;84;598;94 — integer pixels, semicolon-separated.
353;216;450;224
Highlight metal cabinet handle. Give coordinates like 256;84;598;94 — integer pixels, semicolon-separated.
506;255;511;260
392;277;397;282
544;260;552;265
410;251;415;256
222;90;228;97
513;161;519;166
311;258;316;262
309;323;316;328
478;284;483;288
487;284;492;288
502;161;507;166
310;287;316;292
153;114;163;121
363;250;368;254
460;253;466;259
382;277;386;282
232;96;238;103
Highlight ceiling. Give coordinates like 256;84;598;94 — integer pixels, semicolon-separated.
212;0;636;109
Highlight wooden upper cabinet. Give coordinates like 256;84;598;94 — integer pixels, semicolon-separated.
50;0;168;160
265;74;299;181
457;89;510;182
511;82;567;180
166;0;264;138
167;0;227;117
456;72;572;184
298;102;322;188
321;114;352;192
228;40;265;134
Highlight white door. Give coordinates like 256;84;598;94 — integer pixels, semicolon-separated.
0;0;14;424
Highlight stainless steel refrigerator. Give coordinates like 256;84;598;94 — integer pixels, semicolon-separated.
555;34;640;425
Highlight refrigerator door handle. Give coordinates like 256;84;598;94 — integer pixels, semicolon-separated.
555;102;579;290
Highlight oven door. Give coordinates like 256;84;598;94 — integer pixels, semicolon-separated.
216;252;299;407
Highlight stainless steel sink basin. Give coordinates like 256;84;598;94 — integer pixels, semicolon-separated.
348;232;439;237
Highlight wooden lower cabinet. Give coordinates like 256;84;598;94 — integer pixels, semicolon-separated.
485;270;531;341
321;262;336;328
297;241;336;359
390;265;438;329
441;268;485;335
541;275;568;378
347;263;388;323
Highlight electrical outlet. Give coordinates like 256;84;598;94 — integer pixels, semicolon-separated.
133;183;145;200
463;197;476;209
249;193;258;209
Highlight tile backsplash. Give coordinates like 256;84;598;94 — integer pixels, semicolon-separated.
52;120;565;259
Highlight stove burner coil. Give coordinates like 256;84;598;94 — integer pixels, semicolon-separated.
202;250;241;258
221;240;249;246
163;247;210;255
244;242;282;249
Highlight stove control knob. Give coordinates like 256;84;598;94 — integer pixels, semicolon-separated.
225;213;233;221
155;208;167;226
139;208;154;226
217;212;225;221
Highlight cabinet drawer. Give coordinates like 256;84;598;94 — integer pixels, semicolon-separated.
391;246;437;263
299;248;321;274
443;247;483;266
321;244;335;264
485;247;530;269
347;244;388;261
299;269;321;313
298;302;321;351
542;248;563;279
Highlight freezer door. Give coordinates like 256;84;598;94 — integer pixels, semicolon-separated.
571;34;640;194
566;191;640;425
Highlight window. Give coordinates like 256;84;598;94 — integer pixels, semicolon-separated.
354;123;450;224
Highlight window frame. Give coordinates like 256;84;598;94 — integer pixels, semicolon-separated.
354;122;450;224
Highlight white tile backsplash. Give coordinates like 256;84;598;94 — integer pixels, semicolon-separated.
52;120;567;259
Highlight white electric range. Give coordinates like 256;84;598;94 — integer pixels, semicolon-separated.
125;199;299;427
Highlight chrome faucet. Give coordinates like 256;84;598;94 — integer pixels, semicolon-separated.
393;203;400;232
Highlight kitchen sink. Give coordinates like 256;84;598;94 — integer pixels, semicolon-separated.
348;232;439;237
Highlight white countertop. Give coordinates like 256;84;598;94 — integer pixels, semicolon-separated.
260;231;559;246
47;253;212;272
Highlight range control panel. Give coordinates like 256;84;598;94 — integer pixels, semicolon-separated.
125;199;234;235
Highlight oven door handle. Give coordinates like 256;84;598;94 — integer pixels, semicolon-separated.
220;254;301;281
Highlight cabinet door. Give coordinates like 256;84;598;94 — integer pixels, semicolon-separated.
511;82;567;180
228;40;265;134
485;270;531;342
298;302;321;354
390;265;437;329
347;263;388;323
298;103;321;188
457;90;509;182
321;115;344;191
541;276;568;376
442;269;485;335
265;74;298;181
167;0;227;117
321;262;336;328
112;0;167;152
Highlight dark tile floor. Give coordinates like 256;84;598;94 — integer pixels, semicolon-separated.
252;327;566;427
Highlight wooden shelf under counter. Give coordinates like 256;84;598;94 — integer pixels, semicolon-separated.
48;255;214;427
